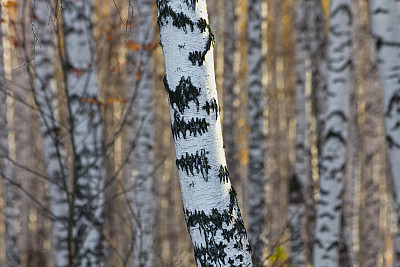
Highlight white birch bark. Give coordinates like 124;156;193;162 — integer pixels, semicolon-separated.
368;1;400;266
313;1;352;266
127;0;156;266
0;5;21;267
247;0;266;264
62;0;104;265
288;1;311;265
157;0;253;265
32;1;69;266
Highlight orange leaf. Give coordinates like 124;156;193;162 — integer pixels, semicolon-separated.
136;71;142;81
107;35;114;42
127;41;142;51
144;43;158;51
136;61;145;81
92;98;102;105
5;1;19;8
81;97;91;103
8;37;19;48
112;66;121;73
81;97;103;105
106;96;127;105
70;68;84;78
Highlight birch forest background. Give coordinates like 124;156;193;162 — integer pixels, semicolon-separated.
0;0;399;266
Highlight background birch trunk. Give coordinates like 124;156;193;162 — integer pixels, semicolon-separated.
222;0;239;189
313;1;352;266
11;0;35;264
32;1;69;265
288;0;311;265
127;0;156;265
247;0;266;264
62;0;105;265
157;0;253;265
368;1;400;265
0;5;21;267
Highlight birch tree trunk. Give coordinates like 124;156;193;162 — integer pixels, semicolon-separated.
62;0;105;265
32;1;70;266
222;0;239;187
0;5;21;267
288;1;311;265
368;1;400;266
313;1;352;266
127;0;156;265
157;0;253;265
247;0;266;264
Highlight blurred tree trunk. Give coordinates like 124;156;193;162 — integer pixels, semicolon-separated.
288;0;311;265
313;0;352;266
339;1;362;265
247;0;266;264
368;0;400;265
0;5;21;267
62;0;105;265
127;0;156;265
32;1;69;265
156;0;253;265
358;33;380;267
306;1;327;262
12;0;34;264
222;0;239;188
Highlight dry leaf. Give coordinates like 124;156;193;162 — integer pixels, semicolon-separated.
127;41;142;51
5;1;19;8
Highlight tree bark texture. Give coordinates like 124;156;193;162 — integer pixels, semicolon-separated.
32;1;69;266
313;1;352;266
0;5;22;267
359;39;380;267
222;0;239;188
62;0;105;265
156;0;253;265
127;0;156;266
368;1;400;265
247;0;267;264
288;0;312;265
